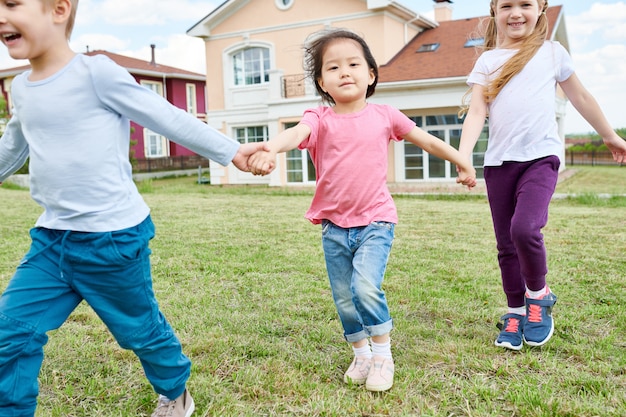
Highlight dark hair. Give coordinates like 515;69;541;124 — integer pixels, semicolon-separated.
303;29;379;105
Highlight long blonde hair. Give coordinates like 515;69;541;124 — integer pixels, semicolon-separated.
460;0;549;117
483;0;549;102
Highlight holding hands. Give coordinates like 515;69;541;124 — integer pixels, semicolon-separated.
248;150;276;176
456;165;477;189
232;142;274;173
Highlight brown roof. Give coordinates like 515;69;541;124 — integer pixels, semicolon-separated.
84;50;205;79
379;5;563;83
0;50;205;80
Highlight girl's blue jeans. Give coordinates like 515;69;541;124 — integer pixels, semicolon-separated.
321;220;394;343
0;216;191;416
484;155;560;308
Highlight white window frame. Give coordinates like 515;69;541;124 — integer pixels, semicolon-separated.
396;114;484;181
234;125;269;144
231;46;271;87
140;80;169;158
186;83;197;115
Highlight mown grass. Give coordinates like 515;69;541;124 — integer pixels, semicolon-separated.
0;166;624;416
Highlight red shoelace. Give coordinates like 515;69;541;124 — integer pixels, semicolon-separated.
527;304;543;323
504;317;520;333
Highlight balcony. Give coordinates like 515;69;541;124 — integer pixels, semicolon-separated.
282;74;306;98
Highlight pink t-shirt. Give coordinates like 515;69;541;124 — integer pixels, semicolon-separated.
299;103;415;228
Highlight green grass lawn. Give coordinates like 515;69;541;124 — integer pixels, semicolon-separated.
0;166;625;416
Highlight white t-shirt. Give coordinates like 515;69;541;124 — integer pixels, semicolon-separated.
467;41;575;166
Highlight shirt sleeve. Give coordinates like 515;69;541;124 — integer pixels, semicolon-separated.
0;111;30;182
89;56;239;167
552;41;575;82
388;105;416;141
467;53;489;87
298;107;322;151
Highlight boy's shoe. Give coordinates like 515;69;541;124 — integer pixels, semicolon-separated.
523;291;557;346
344;356;372;385
365;356;394;392
495;313;524;351
152;389;195;417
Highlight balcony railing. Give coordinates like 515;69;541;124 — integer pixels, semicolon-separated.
282;74;306;98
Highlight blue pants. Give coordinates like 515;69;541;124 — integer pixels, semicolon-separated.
321;220;394;343
484;156;560;309
0;216;191;416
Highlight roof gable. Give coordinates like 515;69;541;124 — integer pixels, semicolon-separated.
187;0;437;38
379;5;564;83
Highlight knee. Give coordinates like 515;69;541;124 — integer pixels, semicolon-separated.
115;318;175;352
510;221;541;247
0;314;48;362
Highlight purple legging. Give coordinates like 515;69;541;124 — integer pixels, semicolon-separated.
484;155;560;308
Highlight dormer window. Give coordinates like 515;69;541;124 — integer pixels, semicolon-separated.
464;38;484;47
417;43;440;53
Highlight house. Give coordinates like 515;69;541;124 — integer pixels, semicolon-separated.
0;47;208;167
187;0;569;186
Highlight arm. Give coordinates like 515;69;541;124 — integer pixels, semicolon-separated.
458;84;488;161
0;116;30;183
249;123;312;176
560;73;626;163
403;126;477;189
92;56;240;166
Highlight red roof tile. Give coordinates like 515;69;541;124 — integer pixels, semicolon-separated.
84;50;205;79
379;5;562;82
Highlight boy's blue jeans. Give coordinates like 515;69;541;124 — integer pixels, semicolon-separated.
0;216;191;416
321;220;394;343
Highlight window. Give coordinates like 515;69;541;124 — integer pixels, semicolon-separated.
464;38;484;48
416;43;440;53
275;0;294;10
144;129;168;158
186;84;197;115
403;114;485;180
235;126;268;144
140;80;168;158
404;141;424;180
283;122;315;183
141;80;163;96
233;47;270;86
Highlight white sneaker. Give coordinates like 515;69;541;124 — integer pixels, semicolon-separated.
151;389;195;417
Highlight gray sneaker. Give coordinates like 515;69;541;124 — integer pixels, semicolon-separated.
151;389;195;417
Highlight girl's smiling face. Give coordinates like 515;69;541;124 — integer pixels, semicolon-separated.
493;0;542;48
317;38;375;112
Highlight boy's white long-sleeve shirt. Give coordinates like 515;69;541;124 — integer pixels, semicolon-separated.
0;54;239;232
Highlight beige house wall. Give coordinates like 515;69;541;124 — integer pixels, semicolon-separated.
199;0;425;111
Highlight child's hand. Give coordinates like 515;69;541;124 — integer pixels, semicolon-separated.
603;134;626;164
456;165;477;189
249;151;276;176
232;142;270;172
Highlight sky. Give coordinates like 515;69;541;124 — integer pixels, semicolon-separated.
1;0;625;134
